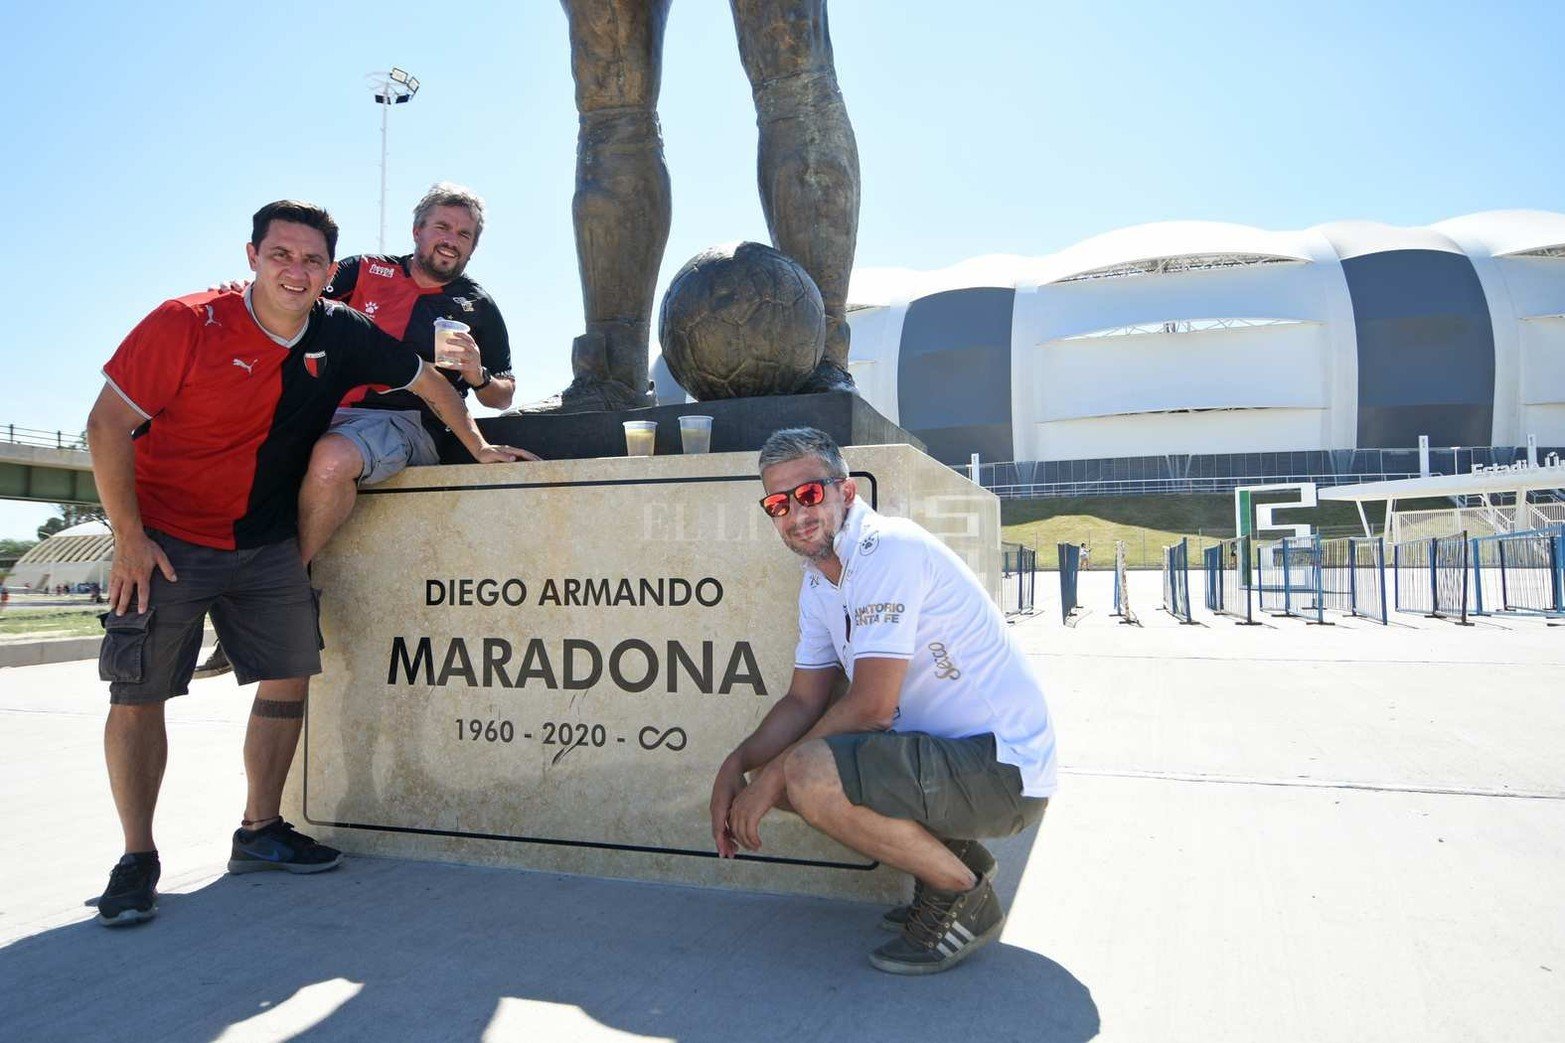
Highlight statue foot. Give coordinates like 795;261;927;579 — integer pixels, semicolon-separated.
795;359;858;394
512;377;655;415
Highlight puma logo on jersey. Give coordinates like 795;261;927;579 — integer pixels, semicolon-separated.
232;358;257;375
205;305;220;327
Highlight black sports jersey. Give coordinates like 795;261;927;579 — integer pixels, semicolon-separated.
325;254;511;430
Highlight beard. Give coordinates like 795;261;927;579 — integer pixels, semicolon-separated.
414;245;467;283
782;515;839;563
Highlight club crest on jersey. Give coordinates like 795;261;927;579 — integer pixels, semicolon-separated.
453;296;475;313
304;351;326;378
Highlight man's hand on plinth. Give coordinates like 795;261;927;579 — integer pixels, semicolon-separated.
474;445;540;464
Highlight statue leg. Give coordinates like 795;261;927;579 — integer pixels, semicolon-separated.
731;0;861;393
546;0;672;413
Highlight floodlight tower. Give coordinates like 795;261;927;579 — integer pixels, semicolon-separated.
369;67;420;252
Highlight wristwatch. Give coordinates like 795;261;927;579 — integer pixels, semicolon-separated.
474;367;492;390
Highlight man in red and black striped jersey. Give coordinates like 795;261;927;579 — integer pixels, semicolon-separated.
83;200;527;927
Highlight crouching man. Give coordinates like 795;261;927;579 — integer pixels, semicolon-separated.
709;427;1057;975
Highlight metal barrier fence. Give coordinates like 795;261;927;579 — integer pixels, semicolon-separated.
1057;542;1082;621
1392;533;1470;623
1203;545;1222;612
1161;538;1194;623
1111;539;1139;625
1471;526;1565;618
1002;542;1037;616
1318;536;1389;624
1202;536;1258;624
1253;536;1325;622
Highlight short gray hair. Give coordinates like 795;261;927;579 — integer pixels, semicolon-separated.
414;181;486;240
758;427;847;478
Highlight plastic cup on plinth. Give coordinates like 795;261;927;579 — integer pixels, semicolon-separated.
623;420;657;457
678;415;713;454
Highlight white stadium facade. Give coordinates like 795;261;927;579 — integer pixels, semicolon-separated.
660;209;1565;488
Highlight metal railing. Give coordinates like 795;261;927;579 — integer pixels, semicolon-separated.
1392;533;1471;623
1319;536;1389;624
1161;538;1195;623
1057;542;1082;621
1471;526;1565;618
1001;542;1037;616
0;424;87;451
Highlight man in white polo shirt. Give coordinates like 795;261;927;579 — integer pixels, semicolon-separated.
709;427;1056;975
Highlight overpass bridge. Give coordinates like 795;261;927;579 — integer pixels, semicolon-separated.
0;424;97;506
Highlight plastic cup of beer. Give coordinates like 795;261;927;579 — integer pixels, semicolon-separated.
678;415;713;454
623;420;657;457
433;318;470;368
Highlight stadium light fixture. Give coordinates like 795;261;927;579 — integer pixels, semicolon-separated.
369;67;421;251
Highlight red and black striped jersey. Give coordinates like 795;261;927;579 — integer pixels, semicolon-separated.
103;288;423;550
324;254;511;427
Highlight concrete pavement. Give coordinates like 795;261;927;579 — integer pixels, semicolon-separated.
1;570;1561;1042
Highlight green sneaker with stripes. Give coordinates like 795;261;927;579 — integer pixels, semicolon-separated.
880;839;997;932
869;878;1005;975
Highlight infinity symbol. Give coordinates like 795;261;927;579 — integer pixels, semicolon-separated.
638;726;687;751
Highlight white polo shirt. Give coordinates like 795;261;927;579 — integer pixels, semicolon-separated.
793;500;1058;797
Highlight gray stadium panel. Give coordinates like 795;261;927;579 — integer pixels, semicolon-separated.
1343;249;1495;448
897;287;1015;464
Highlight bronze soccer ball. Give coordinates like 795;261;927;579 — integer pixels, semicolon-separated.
657;241;825;400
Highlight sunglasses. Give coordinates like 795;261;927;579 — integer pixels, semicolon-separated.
759;477;846;518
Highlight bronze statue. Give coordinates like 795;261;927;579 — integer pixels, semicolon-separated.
542;0;860;412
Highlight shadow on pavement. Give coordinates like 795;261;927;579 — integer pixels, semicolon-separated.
1;858;1098;1042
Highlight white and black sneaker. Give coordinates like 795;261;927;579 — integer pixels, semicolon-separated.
880;839;997;932
96;852;160;926
869;879;1005;975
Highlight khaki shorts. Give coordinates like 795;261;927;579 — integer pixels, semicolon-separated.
99;531;322;704
826;731;1047;840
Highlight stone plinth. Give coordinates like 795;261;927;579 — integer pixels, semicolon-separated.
452;391;924;462
282;444;999;903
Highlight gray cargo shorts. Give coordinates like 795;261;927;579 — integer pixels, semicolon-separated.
328;407;440;486
99;531;322;704
826;731;1048;840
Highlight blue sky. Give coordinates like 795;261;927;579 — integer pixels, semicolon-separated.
3;0;1560;539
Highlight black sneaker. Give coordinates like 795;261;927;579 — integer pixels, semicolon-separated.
192;642;233;680
869;879;1005;976
96;852;160;926
881;839;996;932
228;820;342;875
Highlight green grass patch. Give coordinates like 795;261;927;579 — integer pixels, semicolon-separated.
0;607;105;640
1000;494;1398;569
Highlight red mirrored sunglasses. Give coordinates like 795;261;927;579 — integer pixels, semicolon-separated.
759;477;845;518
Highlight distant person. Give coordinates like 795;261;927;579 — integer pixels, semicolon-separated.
86;200;529;927
194;182;523;680
709;428;1057;975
